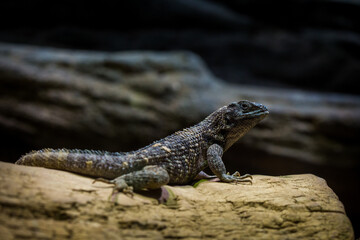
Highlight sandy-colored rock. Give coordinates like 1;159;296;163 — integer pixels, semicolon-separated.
0;161;354;240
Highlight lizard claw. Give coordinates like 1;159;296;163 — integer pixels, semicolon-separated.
93;177;134;198
92;177;114;184
111;186;134;200
234;178;253;185
232;172;253;180
121;186;134;198
227;171;252;180
221;172;253;184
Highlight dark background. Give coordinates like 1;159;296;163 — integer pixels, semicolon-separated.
1;0;360;94
1;0;359;236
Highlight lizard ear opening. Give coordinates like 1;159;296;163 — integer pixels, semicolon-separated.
224;112;236;127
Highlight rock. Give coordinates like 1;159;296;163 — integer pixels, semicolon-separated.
0;161;354;239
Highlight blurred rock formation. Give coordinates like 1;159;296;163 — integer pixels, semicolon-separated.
1;0;360;94
1;43;359;165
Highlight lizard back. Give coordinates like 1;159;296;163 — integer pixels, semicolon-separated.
16;122;211;182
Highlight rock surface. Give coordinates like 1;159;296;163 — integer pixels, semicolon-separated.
0;161;354;239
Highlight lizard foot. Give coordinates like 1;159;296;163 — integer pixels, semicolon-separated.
221;172;253;185
93;177;134;198
231;171;253;180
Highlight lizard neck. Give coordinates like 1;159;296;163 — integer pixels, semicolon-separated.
199;106;267;152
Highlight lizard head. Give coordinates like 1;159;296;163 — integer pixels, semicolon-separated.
225;100;269;121
220;100;269;151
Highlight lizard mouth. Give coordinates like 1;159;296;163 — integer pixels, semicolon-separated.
240;109;269;119
254;109;269;116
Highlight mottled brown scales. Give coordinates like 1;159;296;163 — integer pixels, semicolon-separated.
16;101;268;192
161;146;172;153
86;161;93;168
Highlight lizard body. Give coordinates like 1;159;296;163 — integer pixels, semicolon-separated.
16;100;268;191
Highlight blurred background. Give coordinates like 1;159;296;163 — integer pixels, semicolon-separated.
0;0;359;236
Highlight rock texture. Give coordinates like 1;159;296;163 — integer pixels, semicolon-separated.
0;161;354;240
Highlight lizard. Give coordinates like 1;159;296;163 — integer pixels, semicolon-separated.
16;100;269;193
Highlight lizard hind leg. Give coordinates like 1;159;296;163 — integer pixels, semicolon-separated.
102;165;170;194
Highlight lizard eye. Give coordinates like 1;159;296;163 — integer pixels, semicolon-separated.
241;103;250;110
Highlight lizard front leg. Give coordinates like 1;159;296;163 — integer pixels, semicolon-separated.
207;144;252;184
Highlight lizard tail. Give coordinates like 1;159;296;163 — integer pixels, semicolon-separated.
16;148;127;179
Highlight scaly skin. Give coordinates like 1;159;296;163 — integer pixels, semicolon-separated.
16;100;269;192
